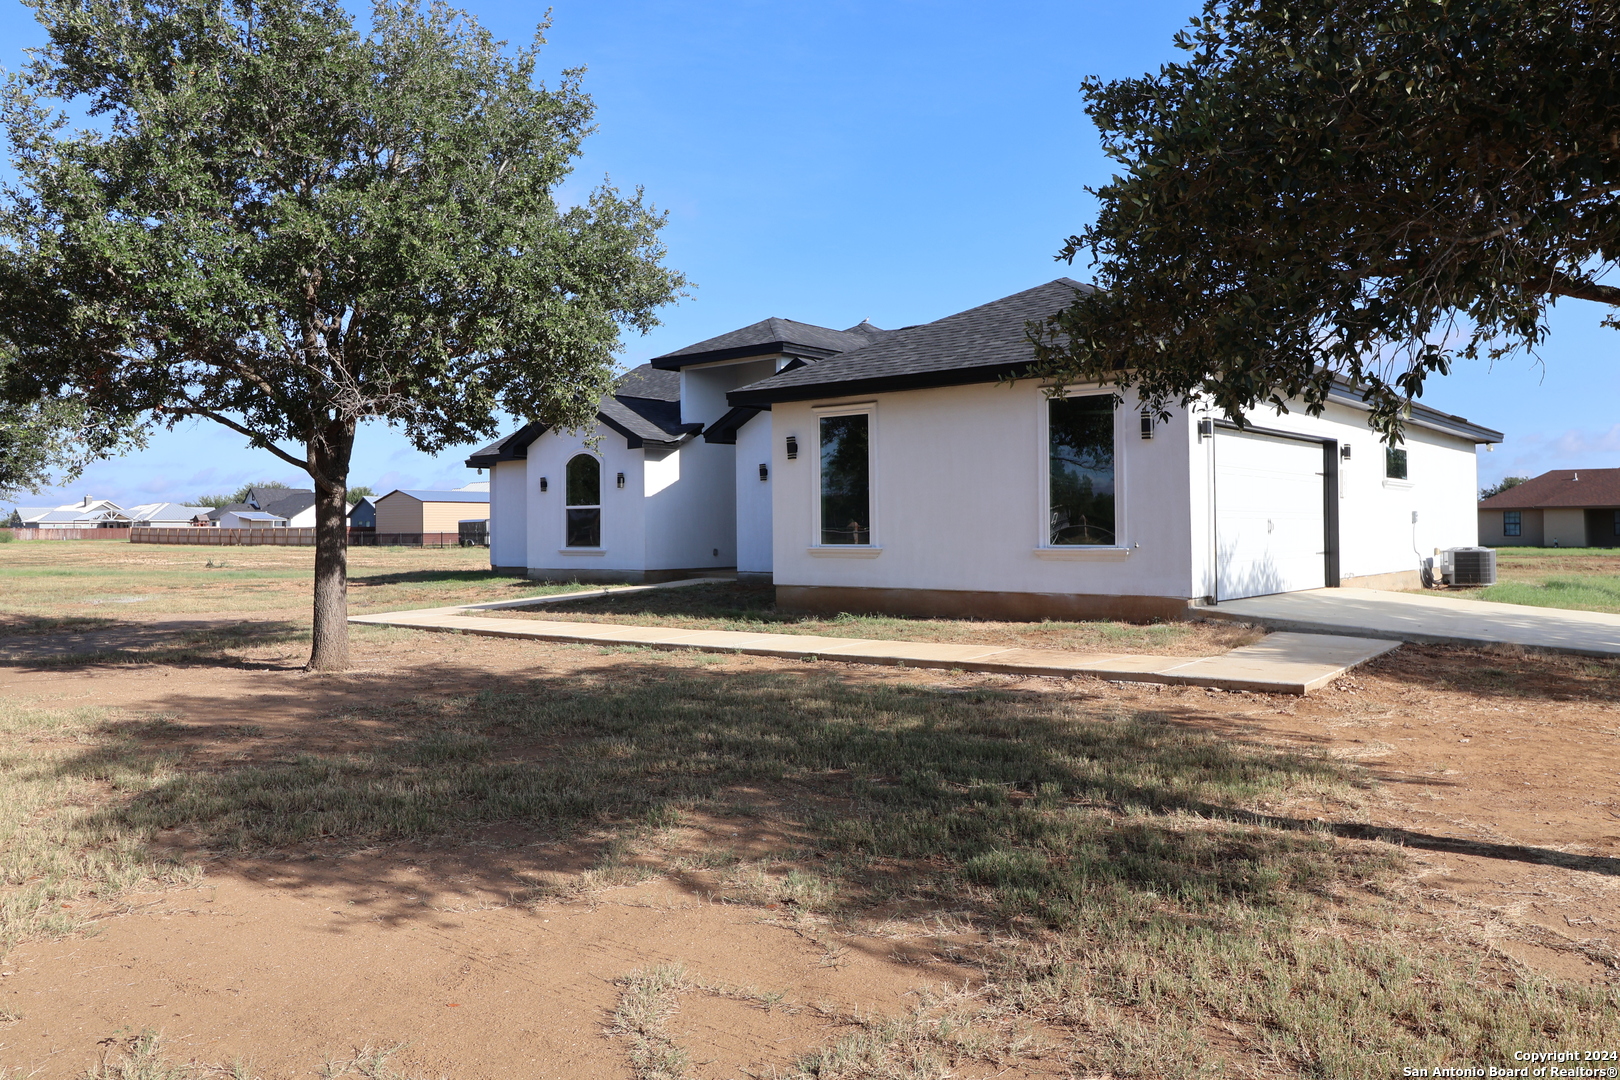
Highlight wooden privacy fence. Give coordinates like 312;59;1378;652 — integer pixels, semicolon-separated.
130;528;477;548
6;527;133;541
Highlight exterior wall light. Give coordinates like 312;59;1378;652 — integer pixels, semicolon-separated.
1139;411;1154;440
1196;418;1215;440
759;463;769;482
785;435;798;460
539;477;548;492
616;472;626;489
1340;444;1352;460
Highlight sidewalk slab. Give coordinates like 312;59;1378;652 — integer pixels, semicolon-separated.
350;603;1395;695
1198;587;1620;657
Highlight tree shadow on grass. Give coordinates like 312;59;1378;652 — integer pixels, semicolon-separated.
33;659;1539;933
348;568;540;588
0;619;306;667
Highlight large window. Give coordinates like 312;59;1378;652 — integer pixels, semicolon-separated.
1385;446;1408;480
1503;510;1522;537
1048;395;1116;546
818;413;870;545
565;453;601;547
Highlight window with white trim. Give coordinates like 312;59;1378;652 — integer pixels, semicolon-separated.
565;453;601;547
1047;395;1117;546
817;411;871;545
1503;510;1521;537
1385;446;1408;480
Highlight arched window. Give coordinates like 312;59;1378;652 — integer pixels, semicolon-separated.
565;454;601;547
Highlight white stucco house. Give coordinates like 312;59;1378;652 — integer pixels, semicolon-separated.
475;279;1502;617
468;321;885;581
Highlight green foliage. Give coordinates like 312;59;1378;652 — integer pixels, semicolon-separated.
1032;0;1620;439
345;484;374;505
0;356;145;501
0;0;685;666
1480;474;1531;500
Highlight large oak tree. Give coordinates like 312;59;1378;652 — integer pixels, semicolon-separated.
0;0;686;669
1032;0;1620;437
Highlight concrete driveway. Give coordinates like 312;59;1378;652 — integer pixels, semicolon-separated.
1200;586;1620;657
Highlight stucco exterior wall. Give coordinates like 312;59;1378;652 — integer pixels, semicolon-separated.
523;424;647;580
1184;400;1481;595
1544;508;1588;548
734;411;774;577
643;440;736;571
489;461;528;569
769;380;1197;605
769;379;1484;613
1478;506;1543;547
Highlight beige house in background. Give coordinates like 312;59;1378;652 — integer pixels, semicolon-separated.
1478;468;1620;548
374;488;490;534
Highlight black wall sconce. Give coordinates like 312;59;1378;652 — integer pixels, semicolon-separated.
785;435;798;460
1139;410;1154;440
616;472;626;489
758;463;769;482
1340;444;1352;460
1196;418;1215;440
539;477;548;492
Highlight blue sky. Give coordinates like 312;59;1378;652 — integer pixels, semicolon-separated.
4;0;1617;513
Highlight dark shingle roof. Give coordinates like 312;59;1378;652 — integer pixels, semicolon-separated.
615;365;681;401
728;279;1091;407
465;364;699;467
1479;469;1620;509
650;317;885;370
261;490;316;519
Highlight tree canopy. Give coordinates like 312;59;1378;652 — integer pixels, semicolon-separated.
0;0;686;668
1031;0;1620;437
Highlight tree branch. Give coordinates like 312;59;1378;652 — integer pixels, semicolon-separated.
170;406;310;473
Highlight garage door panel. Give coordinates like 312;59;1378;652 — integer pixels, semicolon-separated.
1216;432;1326;600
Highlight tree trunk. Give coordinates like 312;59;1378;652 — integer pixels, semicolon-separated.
307;419;356;672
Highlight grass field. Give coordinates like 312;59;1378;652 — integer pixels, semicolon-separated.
489;579;1262;656
8;660;1617;1079
0;538;592;626
1;541;1617;1077
1470;548;1620;615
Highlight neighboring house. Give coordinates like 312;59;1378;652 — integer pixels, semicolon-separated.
215;509;289;528
374;489;491;535
474;279;1501;614
17;497;131;529
126;502;214;527
469;319;887;581
348;497;377;530
207;487;318;528
1478;469;1620;548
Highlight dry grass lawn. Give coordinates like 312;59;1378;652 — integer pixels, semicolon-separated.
0;540;1615;1079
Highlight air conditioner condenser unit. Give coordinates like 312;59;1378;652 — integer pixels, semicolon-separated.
1440;546;1497;587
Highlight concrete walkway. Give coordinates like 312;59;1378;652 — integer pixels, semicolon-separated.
1198;586;1620;657
350;587;1398;695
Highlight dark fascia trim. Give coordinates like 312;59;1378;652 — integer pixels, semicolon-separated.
729;362;1030;408
650;342;841;371
1324;382;1503;444
702;405;764;445
464;421;549;467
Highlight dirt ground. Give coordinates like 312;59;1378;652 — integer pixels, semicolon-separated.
0;615;1616;1077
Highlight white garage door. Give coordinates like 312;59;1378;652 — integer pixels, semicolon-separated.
1216;430;1327;600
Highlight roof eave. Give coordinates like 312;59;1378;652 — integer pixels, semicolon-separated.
651;341;840;371
729;362;1032;408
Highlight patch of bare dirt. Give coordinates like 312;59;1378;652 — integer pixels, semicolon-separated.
0;624;1616;1075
